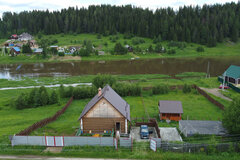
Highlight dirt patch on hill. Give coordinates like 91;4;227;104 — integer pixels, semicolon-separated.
49;55;81;61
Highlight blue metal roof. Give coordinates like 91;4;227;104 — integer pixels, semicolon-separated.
13;47;20;52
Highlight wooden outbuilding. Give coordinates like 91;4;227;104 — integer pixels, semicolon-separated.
158;100;183;121
79;85;130;134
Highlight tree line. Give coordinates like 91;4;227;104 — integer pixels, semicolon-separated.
0;2;240;46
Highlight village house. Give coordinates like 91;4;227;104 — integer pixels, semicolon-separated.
18;32;33;41
222;65;240;86
10;34;18;39
34;48;43;54
79;85;130;134
158;100;183;121
10;47;21;55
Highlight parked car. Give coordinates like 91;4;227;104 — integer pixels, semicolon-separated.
140;125;149;139
219;84;230;89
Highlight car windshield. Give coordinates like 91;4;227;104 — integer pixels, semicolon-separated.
141;128;148;133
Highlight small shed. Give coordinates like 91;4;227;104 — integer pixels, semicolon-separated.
79;85;130;134
222;65;240;85
10;47;20;55
158;100;183;121
179;120;227;137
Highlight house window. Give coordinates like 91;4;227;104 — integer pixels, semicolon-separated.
162;113;166;116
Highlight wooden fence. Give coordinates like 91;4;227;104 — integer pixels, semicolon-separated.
16;97;73;136
193;85;225;110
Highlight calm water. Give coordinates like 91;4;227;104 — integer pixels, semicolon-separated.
0;57;240;79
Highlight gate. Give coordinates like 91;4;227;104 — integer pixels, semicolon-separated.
45;136;64;147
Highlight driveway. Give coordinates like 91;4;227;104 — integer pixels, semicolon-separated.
200;88;232;101
130;127;157;142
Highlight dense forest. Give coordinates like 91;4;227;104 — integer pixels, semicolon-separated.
0;2;240;46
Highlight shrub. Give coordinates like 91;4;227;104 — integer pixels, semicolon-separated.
153;35;162;44
196;46;205;52
112;83;142;97
223;98;240;134
167;49;176;55
73;86;97;99
92;74;116;88
97;34;102;39
58;52;65;56
113;42;127;55
14;86;58;109
182;84;192;93
131;37;145;45
152;85;169;95
155;43;163;53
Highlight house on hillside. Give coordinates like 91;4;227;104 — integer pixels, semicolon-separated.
179;120;227;137
220;65;240;86
34;48;43;54
10;47;20;55
10;34;18;39
79;85;130;134
158;100;183;121
18;33;33;41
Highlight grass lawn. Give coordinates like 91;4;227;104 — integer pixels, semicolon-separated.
0;89;68;143
31;90;223;136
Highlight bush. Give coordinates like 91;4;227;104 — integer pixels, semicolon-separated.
131;37;145;45
152;85;169;95
182;84;192;93
14;86;58;109
112;83;141;97
73;86;97;99
167;49;176;55
92;74;117;88
155;43;163;53
113;42;127;55
153;35;162;44
223;98;240;134
58;52;65;56
97;34;102;39
196;46;205;52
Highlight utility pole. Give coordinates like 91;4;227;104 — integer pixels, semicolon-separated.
206;61;210;78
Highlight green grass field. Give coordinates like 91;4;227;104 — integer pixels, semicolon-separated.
0;33;240;64
29;89;223;136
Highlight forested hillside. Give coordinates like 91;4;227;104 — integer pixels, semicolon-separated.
0;2;240;46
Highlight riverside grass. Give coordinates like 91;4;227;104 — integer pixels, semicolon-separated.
1;33;240;64
0;74;219;88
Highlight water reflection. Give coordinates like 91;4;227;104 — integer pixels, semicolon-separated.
0;56;240;80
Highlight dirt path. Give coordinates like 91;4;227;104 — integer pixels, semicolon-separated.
200;88;232;101
0;155;127;160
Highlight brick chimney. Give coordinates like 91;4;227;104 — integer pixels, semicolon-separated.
98;88;102;96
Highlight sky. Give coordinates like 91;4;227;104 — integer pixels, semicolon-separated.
0;0;239;17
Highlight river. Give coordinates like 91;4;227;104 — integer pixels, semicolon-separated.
0;56;240;79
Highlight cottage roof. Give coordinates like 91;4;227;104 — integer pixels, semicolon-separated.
224;65;240;79
79;85;130;121
159;100;183;114
13;47;20;52
34;48;43;53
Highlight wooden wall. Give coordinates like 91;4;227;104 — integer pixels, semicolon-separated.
82;117;126;133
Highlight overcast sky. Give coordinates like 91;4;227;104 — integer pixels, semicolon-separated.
0;0;239;17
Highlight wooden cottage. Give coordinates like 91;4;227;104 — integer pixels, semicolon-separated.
158;100;183;121
79;85;130;134
223;65;240;86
